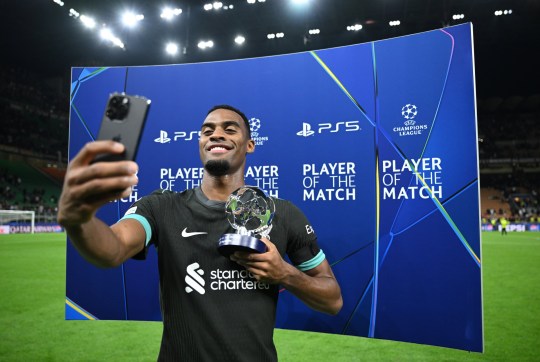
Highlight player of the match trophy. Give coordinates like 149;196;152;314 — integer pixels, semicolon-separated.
218;186;275;257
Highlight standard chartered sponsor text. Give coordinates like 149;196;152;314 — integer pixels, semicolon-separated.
210;269;269;291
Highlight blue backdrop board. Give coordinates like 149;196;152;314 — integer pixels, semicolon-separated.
66;24;483;352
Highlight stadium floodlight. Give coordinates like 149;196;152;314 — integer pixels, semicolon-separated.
100;28;113;40
234;35;246;45
347;24;362;31
122;11;144;27
247;0;256;4
389;20;401;26
165;42;179;55
213;2;223;9
112;39;125;49
100;27;125;48
452;14;465;20
229;4;234;9
267;33;275;39
494;9;512;16
204;3;213;10
53;0;65;6
276;32;284;38
161;7;182;20
198;40;214;49
80;15;96;29
308;28;320;35
69;8;80;18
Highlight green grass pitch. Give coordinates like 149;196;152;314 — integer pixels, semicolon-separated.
1;232;539;361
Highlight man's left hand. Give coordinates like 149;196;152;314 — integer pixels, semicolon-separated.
230;238;292;284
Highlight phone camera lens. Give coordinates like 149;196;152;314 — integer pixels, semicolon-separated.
106;96;130;120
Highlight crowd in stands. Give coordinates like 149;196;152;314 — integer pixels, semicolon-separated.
0;168;58;222
478;96;540;162
510;192;539;221
481;172;539;223
477;95;540;223
0;66;68;163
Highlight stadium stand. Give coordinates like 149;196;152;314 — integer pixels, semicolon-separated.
0;66;68;164
478;94;540;223
40;166;66;184
480;188;512;217
0;67;67;224
0;158;60;222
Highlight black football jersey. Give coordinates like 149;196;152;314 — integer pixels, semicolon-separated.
121;188;324;362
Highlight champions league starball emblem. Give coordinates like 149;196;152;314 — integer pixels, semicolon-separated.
218;186;275;257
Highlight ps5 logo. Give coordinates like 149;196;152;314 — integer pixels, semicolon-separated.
185;262;205;295
154;130;201;144
297;123;315;137
154;130;171;143
297;121;361;137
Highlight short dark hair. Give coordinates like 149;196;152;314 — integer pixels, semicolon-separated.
207;104;251;139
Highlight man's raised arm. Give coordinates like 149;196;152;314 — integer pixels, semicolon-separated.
57;141;145;267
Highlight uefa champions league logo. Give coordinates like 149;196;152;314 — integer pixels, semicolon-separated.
249;117;269;146
392;103;428;137
401;104;418;126
249;118;261;136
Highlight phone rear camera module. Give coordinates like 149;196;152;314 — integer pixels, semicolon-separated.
106;96;130;121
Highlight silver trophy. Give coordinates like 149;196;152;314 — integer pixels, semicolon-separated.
218;186;275;257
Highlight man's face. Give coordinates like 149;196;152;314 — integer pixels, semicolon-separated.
199;108;255;176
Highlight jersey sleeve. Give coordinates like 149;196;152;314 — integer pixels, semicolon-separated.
281;200;326;271
118;189;168;260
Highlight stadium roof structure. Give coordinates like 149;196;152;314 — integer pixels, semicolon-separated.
1;0;539;97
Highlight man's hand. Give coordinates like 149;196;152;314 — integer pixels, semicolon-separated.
57;141;138;228
230;238;290;284
231;238;343;315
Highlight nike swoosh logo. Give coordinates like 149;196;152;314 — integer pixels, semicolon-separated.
182;228;208;238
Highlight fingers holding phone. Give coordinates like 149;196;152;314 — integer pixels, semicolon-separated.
58;141;139;227
70;140;139;199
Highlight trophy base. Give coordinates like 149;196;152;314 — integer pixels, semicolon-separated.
218;234;266;257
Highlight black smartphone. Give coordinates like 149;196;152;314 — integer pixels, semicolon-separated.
92;93;151;163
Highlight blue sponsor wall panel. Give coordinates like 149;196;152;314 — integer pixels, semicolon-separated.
66;24;483;352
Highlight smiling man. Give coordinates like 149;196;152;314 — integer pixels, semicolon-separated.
57;105;342;362
199;105;254;181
